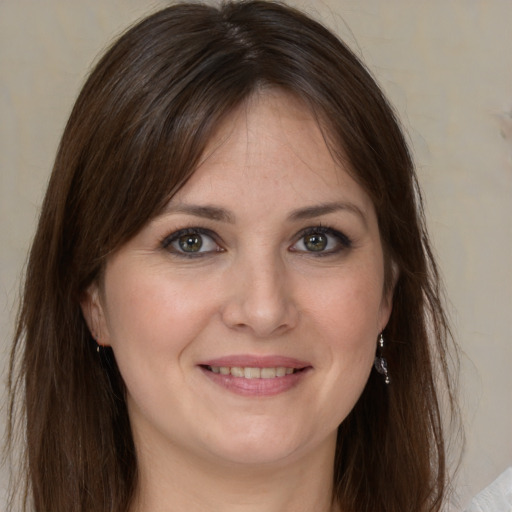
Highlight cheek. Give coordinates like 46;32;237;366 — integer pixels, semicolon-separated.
102;266;217;361
102;269;214;402
305;268;385;338
319;321;376;428
302;270;382;401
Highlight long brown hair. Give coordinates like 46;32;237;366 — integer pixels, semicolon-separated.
7;1;459;511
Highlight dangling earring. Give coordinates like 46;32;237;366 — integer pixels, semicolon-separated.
92;334;102;353
374;333;390;384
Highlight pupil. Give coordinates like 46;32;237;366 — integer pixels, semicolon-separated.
305;233;327;251
179;234;202;252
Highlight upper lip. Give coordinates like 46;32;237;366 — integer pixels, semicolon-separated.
199;355;311;369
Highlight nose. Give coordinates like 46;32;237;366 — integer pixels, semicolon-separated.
220;253;299;338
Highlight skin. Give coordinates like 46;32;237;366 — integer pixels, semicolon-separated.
83;90;393;512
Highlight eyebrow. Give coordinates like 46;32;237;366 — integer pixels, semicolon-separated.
163;204;236;223
288;202;367;226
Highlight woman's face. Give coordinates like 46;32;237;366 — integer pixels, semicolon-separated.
84;90;393;469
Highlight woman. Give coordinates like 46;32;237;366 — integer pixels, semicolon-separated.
6;1;459;511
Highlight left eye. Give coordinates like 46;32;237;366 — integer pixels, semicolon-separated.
291;228;351;254
162;229;221;255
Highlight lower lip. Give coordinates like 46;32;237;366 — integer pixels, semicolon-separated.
199;367;311;397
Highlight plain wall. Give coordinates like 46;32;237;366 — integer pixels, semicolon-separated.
1;1;511;509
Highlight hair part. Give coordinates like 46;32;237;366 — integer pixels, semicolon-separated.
7;2;460;511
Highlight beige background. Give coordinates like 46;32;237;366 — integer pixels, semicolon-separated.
1;1;511;509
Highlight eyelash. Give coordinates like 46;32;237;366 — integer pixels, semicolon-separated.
292;226;352;256
160;225;352;257
160;227;223;257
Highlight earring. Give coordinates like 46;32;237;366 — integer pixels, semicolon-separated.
93;335;102;353
374;333;390;384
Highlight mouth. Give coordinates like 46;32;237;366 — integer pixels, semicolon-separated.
198;357;312;397
201;365;307;379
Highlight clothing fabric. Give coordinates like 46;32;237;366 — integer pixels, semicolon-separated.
465;468;512;512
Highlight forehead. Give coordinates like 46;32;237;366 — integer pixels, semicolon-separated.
171;90;374;216
201;91;334;174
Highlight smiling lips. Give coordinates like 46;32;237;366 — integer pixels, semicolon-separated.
199;356;311;396
207;366;297;378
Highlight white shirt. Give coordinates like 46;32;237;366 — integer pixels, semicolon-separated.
465;468;512;512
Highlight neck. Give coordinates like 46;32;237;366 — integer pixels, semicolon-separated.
130;431;339;512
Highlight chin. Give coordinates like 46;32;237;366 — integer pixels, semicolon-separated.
207;440;303;468
199;417;336;469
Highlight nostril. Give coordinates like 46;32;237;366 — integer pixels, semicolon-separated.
219;263;299;336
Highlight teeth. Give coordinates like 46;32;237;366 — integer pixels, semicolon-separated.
230;367;244;377
208;366;298;378
244;367;260;379
261;367;276;379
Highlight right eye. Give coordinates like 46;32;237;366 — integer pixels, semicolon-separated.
161;228;222;256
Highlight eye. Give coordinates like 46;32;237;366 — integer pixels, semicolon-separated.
290;226;351;255
161;228;222;256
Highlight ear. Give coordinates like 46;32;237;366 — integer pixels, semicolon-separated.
379;261;399;332
80;283;111;346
